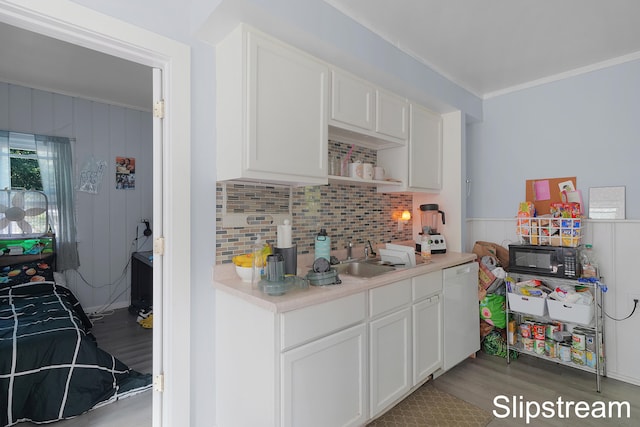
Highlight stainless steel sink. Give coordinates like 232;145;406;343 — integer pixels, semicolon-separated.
333;261;396;278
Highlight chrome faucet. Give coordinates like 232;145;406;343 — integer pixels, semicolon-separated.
347;241;353;260
364;246;369;259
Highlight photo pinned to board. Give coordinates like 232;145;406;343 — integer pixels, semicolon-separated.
116;156;136;189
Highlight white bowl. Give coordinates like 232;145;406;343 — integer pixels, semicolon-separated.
235;265;253;283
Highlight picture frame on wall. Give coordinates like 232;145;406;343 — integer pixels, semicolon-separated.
588;186;625;219
115;156;136;189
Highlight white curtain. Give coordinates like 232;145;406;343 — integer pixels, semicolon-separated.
35;135;80;271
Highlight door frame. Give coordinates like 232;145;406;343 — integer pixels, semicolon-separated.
0;1;192;426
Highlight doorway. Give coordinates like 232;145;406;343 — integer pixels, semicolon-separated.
0;2;192;426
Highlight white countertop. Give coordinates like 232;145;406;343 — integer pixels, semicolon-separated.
213;250;477;313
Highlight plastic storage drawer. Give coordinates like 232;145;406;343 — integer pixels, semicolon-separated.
507;293;547;316
547;299;594;326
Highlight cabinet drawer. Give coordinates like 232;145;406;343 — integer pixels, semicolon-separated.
281;292;366;351
369;279;412;318
412;271;443;302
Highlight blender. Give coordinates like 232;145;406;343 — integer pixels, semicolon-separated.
417;204;447;254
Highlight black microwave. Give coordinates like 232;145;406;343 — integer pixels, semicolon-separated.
508;244;581;279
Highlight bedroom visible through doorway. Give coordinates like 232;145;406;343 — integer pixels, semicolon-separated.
0;3;192;425
0;26;156;426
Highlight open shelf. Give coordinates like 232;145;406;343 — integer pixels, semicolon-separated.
509;341;602;375
328;175;403;187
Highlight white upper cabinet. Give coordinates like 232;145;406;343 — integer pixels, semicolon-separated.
408;103;443;191
216;25;329;186
215;25;444;191
377;102;443;193
375;88;409;141
329;69;407;149
330;70;375;132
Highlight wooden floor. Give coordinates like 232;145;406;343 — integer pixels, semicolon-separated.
18;308;153;427
434;351;640;426
89;308;153;375
17;310;640;426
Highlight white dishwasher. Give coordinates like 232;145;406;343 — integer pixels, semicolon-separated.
441;262;480;372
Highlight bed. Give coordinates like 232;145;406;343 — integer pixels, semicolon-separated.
0;261;152;426
0;203;151;425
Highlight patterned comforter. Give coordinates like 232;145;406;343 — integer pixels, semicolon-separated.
0;282;151;426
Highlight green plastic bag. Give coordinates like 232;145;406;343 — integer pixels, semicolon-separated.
482;330;518;359
479;294;506;329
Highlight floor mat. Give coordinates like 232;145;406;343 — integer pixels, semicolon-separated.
368;382;494;426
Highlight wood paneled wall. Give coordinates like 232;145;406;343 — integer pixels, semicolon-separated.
0;82;153;312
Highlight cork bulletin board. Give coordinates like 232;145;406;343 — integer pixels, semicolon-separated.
525;176;577;215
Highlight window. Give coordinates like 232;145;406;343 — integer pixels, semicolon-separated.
7;132;43;190
0;131;79;270
1;133;48;235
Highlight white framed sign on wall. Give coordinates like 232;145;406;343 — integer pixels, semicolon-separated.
589;186;625;219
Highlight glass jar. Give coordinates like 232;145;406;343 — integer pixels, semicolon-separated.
329;156;341;176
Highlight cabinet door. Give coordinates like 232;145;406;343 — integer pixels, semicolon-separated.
369;307;411;418
375;89;408;141
247;31;328;179
281;324;366;427
413;295;442;384
330;70;375;131
408;103;442;190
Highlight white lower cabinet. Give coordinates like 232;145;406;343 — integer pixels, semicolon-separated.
367;274;445;419
216;266;455;426
215;291;366;427
281;323;367;427
369;307;411;418
413;295;442;384
280;293;367;427
412;271;443;384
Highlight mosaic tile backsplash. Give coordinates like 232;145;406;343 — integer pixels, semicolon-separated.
216;141;414;264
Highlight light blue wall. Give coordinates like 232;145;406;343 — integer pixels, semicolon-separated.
467;59;640;219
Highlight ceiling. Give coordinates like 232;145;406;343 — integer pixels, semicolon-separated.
0;22;152;111
324;0;640;97
2;1;640;109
